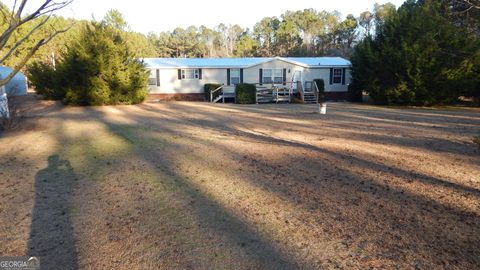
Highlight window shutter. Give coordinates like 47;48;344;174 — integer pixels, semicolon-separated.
227;69;231;86
342;68;346;85
282;68;287;85
329;68;333;85
178;69;182;80
259;69;263;85
156;69;160;86
199;69;202;80
240;69;244;84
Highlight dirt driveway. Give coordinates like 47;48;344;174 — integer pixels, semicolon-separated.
1;99;479;269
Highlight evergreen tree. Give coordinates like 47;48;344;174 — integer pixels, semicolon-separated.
351;0;480;105
57;21;148;105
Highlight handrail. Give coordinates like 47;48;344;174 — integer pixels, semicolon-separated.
253;82;300;103
272;85;279;103
312;81;319;103
210;85;223;102
255;82;297;87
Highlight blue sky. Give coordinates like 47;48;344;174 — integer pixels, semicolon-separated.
5;0;406;34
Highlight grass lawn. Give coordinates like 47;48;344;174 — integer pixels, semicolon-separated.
1;97;480;269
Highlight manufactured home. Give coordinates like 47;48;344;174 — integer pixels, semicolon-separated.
142;57;351;103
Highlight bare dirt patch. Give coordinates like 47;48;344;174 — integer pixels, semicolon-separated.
1;101;479;269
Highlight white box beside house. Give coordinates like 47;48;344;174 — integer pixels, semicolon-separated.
142;57;351;100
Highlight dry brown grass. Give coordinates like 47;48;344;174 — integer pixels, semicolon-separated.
474;135;480;146
0;100;479;269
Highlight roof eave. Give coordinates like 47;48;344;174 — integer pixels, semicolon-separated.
244;57;310;69
309;65;352;68
146;65;252;69
275;57;309;68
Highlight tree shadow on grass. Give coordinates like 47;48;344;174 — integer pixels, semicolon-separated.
58;103;478;268
28;154;78;270
126;103;480;199
116;104;480;268
98;119;303;269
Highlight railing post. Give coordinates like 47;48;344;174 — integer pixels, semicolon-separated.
298;81;304;102
220;86;223;103
0;91;9;119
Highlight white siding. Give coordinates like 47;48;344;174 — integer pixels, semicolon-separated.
148;68;229;94
147;60;350;94
243;59;305;84
304;68;350;92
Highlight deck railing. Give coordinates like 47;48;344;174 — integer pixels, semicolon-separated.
312;81;319;102
209;85;223;102
297;81;304;102
254;82;299;103
209;82;303;103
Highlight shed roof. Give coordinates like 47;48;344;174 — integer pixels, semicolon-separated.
142;57;351;69
0;66;28;96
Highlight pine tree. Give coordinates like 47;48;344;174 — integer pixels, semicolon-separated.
351;0;480;105
58;22;148;105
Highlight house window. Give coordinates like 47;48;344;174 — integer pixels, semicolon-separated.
273;69;283;84
148;69;159;86
181;69;199;80
333;68;342;84
263;69;273;84
263;69;283;84
230;69;240;85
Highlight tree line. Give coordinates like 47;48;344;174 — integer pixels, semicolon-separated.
350;0;480;105
2;0;479;106
146;4;396;58
1;3;398;68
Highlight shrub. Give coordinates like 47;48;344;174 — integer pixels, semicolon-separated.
63;88;81;105
27;62;60;100
348;82;363;102
235;83;256;104
87;77;110;106
0;95;26;131
29;22;149;106
313;79;325;102
204;83;222;102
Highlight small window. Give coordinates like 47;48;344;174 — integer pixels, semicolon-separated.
148;69;159;86
263;69;283;84
333;68;342;84
230;69;240;85
273;69;283;84
181;69;199;80
263;69;273;84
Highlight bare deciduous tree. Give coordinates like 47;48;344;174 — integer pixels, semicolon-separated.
461;0;480;10
0;0;73;87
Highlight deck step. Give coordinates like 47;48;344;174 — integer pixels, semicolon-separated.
303;93;317;104
212;95;223;103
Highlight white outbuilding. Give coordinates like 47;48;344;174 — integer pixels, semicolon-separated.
0;66;28;96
